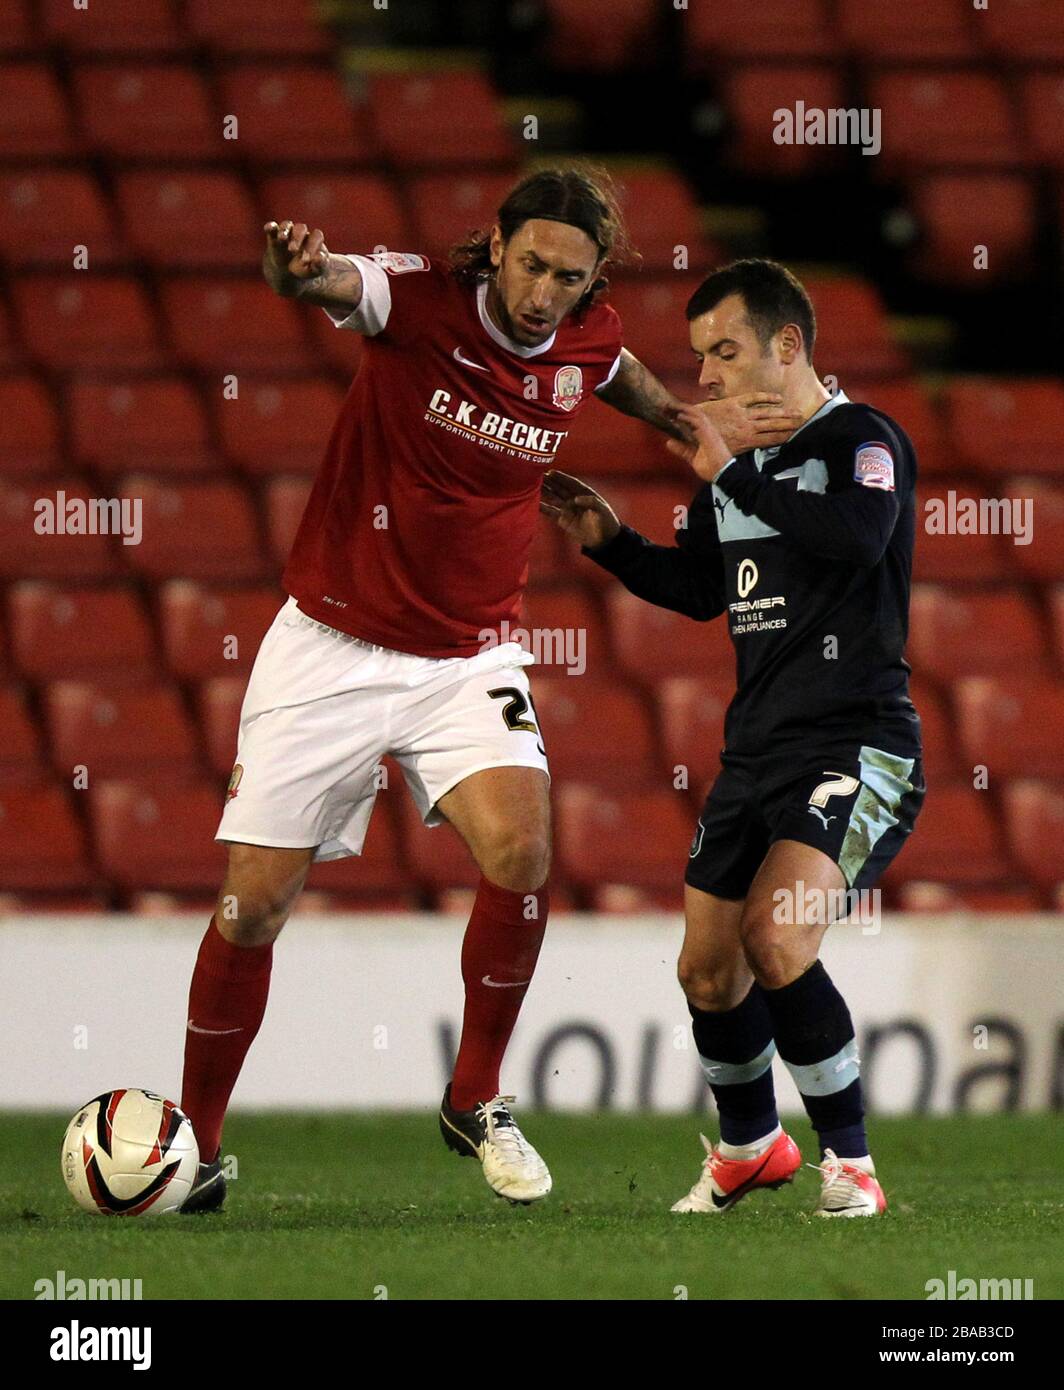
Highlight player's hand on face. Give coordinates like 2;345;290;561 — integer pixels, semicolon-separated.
696;393;804;457
264;220;329;279
540;470;621;549
673;405;739;482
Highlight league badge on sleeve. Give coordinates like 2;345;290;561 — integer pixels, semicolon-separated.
853;441;895;491
372;251;430;275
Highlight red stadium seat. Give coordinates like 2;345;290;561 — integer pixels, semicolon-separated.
0;785;94;890
89;778;226;892
116;172;259;270
0;299;20;371
158;582;282;680
655;675;735;798
685;0;835;63
259;174;414;256
882;781;1012;885
219;66;371;165
196;676;244;775
304;301;365;375
908;173;1037;287
73;63;221;160
518;585;612;680
367;73;514;168
0;376;61;476
67;379;214;477
608;274;717;377
844;379;949;476
869;70;1022;171
0;63;76;159
721;66;849;178
44;681;201;778
0;477;119;580
907;586;1048;683
41;0;188;54
1053;587;1064;672
804;278;906;378
588;884;683;912
837;0;978;62
940;379;1064;479
304;796;410;895
13;275;165;372
983;0;1064;62
0;1;34;56
216;377;345;476
117;477;265;581
0;171;123;268
556;401;677;483
954;676;1064;780
1007;479;1064;582
613;168;718;272
897;882;1044;913
605;481;703;547
7;583;157;681
544;0;661;72
264;477;312;564
1018;73;1064;170
607;588;734;682
184;0;332;56
912;476;1014;582
161;278;313;373
406;171;520;255
397;794;481;892
1003;781;1064;891
0;685;44;787
908;678;962;783
557;784;693;891
532;681;660;789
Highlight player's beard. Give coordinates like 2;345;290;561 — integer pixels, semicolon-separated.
487;273;551;346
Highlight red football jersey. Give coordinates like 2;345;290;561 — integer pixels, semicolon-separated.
282;250;623;657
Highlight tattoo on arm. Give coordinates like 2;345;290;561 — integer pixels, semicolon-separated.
263;251;364;313
596;348;691;442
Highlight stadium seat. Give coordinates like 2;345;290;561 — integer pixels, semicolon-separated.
982;0;1064;62
531;681;660;789
13;275;165;372
196;676;244;775
0;376;61;476
655;675;735;798
1006;479;1064;582
117;477;265;581
844;379;949;476
215;378;345;476
556;784;693;891
940;379;1064;478
43;681;201;778
158;582;282;680
0;1;34;56
7;583;157;681
0;299;20;372
264;477;312;564
1002;781;1064;890
41;0;188;54
397;794;481;892
612;168;718;272
908;678;962;783
803;277;906;378
882;781;1012;885
259;173;414;257
906;586;1049;684
1047;587;1064;673
685;0;835;63
160;278;313;373
837;0;978;62
1018;73;1064;170
116;172;260;270
606;588;734;682
367;73;514;168
897;882;1044;913
184;0;332;56
868;70;1022;171
908;173;1036;287
720;66;849;177
0;171;123;268
304;796;411;895
0;785;94;890
607;274;718;377
605;480;706;548
0;63;77;159
518;585;612;680
954;676;1064;780
543;0;661;71
406;171;521;255
89;778;226;892
66;379;215;477
0;477;119;580
587;884;683;912
218;66;371;164
912;476;1013;582
73;63;221;160
0;685;44;787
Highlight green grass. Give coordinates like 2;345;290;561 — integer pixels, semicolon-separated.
2;1112;1062;1300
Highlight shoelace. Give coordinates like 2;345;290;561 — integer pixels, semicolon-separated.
806;1147;864;1198
477;1095;533;1160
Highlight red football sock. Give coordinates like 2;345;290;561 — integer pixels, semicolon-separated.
180;917;273;1162
450;876;548;1111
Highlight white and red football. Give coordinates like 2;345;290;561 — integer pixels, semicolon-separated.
61;1089;199;1216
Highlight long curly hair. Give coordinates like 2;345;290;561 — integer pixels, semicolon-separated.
449;164;636;316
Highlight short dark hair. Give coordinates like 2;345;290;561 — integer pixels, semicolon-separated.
685;258;816;360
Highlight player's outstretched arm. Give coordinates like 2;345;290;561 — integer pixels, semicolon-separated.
596;348;693;442
262;220;363;312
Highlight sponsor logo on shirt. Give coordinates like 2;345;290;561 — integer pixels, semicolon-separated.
426;389;569;462
854;441;895;491
551;365;584;412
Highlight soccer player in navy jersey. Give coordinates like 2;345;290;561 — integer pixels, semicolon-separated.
543;259;924;1217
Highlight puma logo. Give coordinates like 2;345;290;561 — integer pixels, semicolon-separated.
808;807;837;829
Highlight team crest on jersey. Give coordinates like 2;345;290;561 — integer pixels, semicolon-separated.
552;365;584;412
372;251;429;276
854;441;895;491
226;764;243;802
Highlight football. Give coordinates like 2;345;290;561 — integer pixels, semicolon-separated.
60;1089;199;1216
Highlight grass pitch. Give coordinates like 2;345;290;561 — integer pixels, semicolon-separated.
2;1112;1061;1301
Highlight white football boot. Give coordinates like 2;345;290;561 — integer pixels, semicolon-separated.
439;1087;552;1204
811;1148;887;1217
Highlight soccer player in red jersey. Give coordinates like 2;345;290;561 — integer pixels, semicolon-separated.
178;167;714;1210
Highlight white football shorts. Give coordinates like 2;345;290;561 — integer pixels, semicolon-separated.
216;597;548;861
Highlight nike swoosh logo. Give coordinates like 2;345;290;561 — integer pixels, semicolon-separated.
710;1150;774;1209
186;1022;243;1035
481;975;530;989
454;347;490;372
